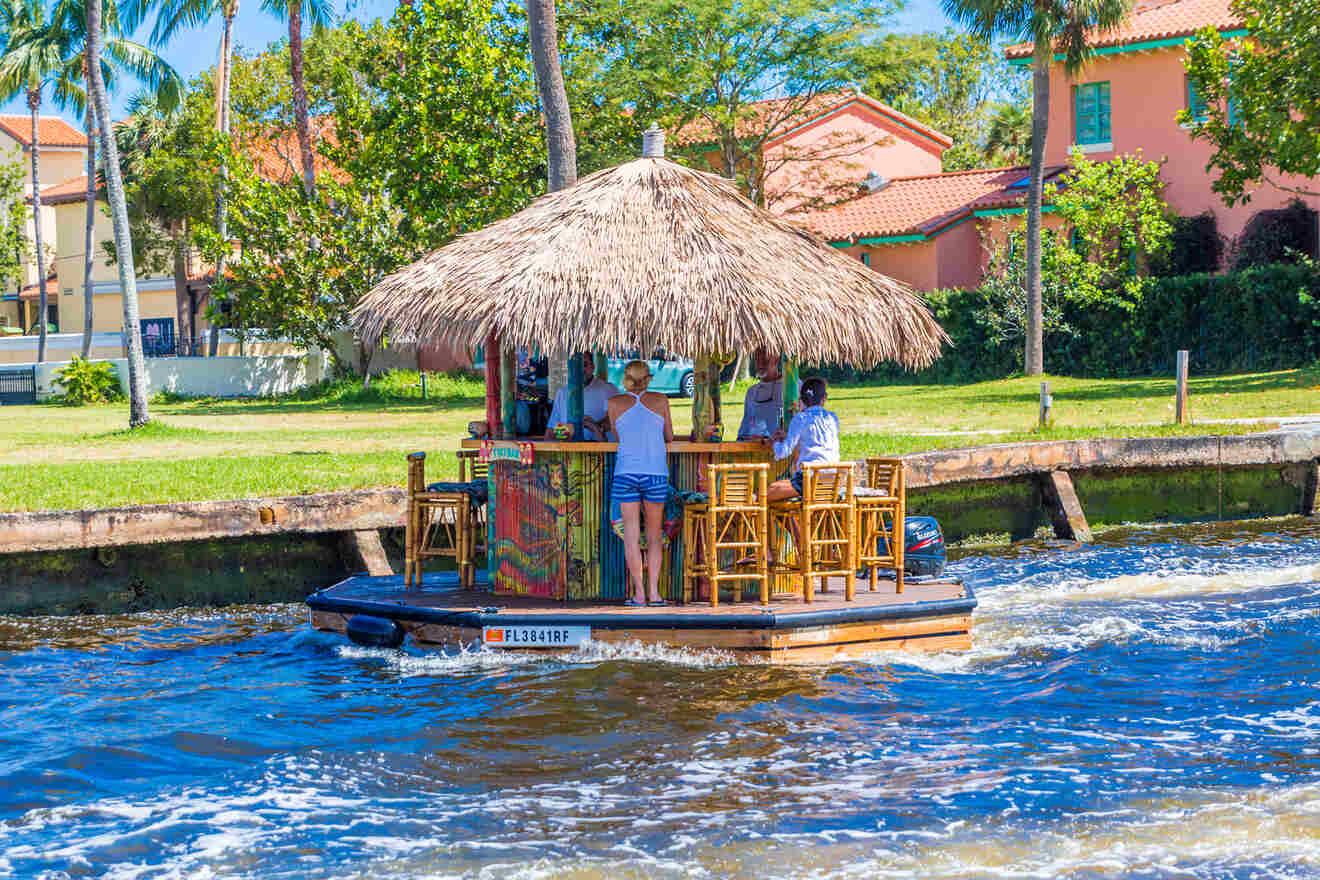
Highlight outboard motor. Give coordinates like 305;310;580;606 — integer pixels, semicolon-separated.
902;516;946;577
877;515;947;578
346;614;405;649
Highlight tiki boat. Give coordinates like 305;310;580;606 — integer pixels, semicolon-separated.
307;129;973;662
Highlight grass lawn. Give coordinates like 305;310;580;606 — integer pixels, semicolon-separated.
3;366;1318;513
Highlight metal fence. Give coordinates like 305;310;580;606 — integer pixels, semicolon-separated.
0;365;36;404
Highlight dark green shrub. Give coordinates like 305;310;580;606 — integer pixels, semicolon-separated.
55;358;124;405
1231;200;1318;270
1150;213;1223;276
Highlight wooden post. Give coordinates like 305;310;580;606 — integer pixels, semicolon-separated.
594;349;608;382
1040;470;1092;542
692;355;719;439
500;344;517;438
1176;349;1189;425
1039;381;1052;429
484;330;501;439
566;351;585;440
781;356;799;429
420;371;428;400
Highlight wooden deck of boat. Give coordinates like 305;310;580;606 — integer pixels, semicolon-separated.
307;571;976;662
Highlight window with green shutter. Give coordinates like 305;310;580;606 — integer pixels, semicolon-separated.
1073;82;1111;145
1186;76;1208;121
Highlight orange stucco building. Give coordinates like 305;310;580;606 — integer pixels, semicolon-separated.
807;0;1320;290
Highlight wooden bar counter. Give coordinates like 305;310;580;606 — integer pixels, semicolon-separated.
460;438;773;602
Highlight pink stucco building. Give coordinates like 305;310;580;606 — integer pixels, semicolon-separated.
671;90;952;216
805;0;1320;290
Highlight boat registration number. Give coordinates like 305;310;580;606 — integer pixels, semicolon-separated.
482;625;591;648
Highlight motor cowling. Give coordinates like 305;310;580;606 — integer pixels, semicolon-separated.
902;516;946;577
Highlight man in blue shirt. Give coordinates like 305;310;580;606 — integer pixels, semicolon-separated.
769;377;840;502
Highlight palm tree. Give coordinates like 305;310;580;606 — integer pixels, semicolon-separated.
985;100;1032;166
261;0;333;198
41;0;182;357
525;0;577;399
0;0;63;364
86;0;148;425
943;0;1132;375
128;0;240;355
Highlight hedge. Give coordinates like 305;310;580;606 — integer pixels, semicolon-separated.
825;263;1320;384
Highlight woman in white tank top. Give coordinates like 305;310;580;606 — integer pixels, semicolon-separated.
607;360;675;606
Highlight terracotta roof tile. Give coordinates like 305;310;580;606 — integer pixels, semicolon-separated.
18;274;57;299
802;165;1069;241
0;115;87;149
1006;0;1240;58
32;174;97;205
671;90;952;150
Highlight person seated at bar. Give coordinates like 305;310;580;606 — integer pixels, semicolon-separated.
737;349;788;440
608;360;675;606
544;352;619;440
768;377;839;502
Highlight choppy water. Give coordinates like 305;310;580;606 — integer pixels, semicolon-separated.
5;520;1320;879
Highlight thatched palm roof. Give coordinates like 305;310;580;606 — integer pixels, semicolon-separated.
351;157;947;368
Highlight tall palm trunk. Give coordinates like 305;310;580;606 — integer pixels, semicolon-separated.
526;0;576;396
81;103;95;358
288;2;315;197
210;4;237;357
27;91;47;364
1023;39;1050;377
87;0;149;426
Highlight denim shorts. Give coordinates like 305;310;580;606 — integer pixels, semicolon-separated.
612;473;668;504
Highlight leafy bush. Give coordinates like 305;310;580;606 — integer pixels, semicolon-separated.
1231;200;1319;270
830;262;1320;383
1150;213;1223;276
54;358;124;405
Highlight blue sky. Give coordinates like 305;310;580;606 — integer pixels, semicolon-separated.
1;0;957;127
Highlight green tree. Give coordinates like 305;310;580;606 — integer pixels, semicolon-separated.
207;160;411;374
943;0;1134;375
984;99;1031;166
111;88;214;353
852;29;1027;171
1046;149;1173;306
1183;0;1320;203
597;0;895;202
87;0;149;426
331;0;543;250
0;161;31;298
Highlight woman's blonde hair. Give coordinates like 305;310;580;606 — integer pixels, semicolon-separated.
622;359;652;393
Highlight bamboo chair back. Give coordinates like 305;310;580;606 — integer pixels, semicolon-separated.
771;462;856;603
856;457;906;594
704;462;771;606
403;451;486;589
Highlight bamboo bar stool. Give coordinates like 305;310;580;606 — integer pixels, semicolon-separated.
706;463;770;606
854;458;906;594
404;451;488;588
680;495;710;604
770;462;856;603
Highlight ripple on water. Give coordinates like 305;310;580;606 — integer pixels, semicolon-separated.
4;519;1320;878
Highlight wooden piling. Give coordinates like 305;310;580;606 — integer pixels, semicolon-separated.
1039;381;1052;429
1176;350;1189;425
484;330;501;439
1040;470;1092;542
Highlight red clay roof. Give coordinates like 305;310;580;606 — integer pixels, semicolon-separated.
671;90;953;151
241;120;347;184
0;114;87;149
802;165;1069;241
18;274;57;299
1006;0;1240;59
33;174;97;205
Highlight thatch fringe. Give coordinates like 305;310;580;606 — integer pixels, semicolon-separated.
352;157;948;369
